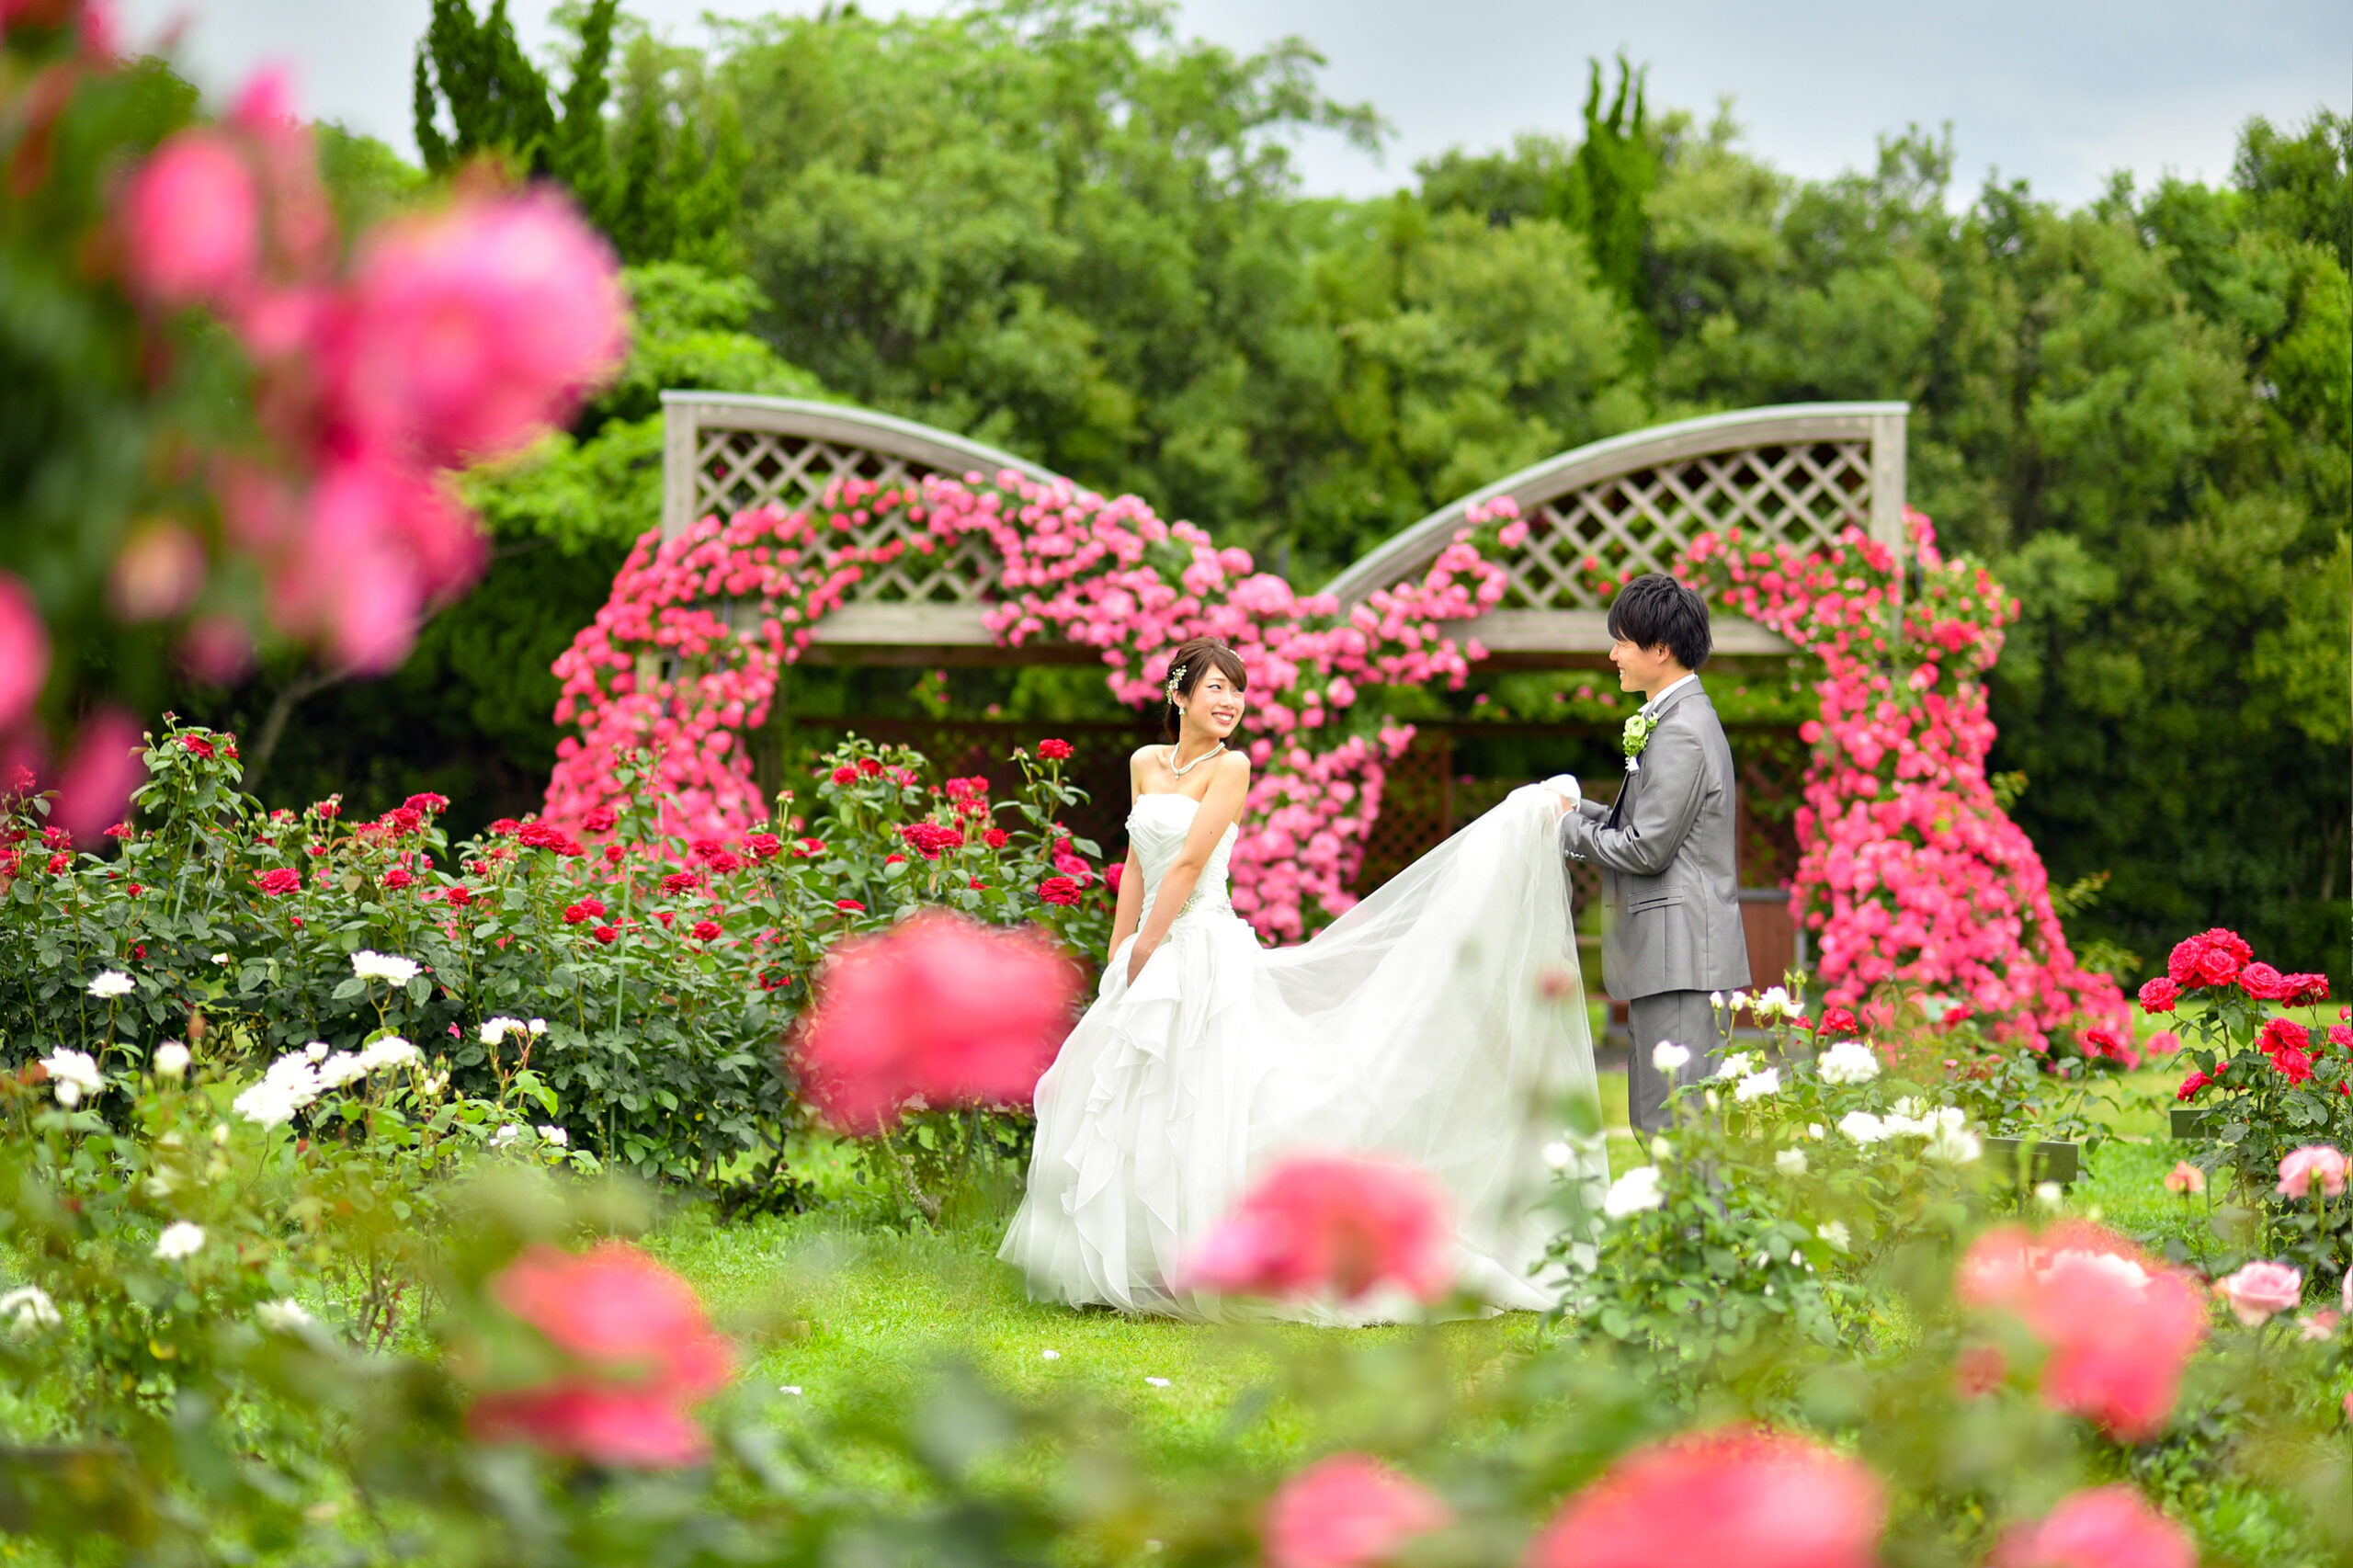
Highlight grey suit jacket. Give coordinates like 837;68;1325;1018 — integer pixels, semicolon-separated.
1558;681;1752;1000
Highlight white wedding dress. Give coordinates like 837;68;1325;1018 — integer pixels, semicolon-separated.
998;784;1608;1323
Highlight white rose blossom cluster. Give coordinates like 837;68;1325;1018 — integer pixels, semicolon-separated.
1602;1165;1664;1219
86;969;134;999
1815;1040;1880;1085
0;1286;61;1335
349;949;422;985
1836;1098;1983;1165
37;1049;105;1108
232;1036;420;1127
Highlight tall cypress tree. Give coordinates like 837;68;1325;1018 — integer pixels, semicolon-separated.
1561;56;1658;326
413;0;618;187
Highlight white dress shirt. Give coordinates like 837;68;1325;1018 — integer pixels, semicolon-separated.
1643;672;1699;716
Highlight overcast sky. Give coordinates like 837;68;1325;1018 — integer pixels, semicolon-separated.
120;0;2349;208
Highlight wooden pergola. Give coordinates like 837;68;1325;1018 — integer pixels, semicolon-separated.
656;389;1917;992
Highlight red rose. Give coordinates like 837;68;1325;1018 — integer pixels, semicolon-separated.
2330;1025;2351;1051
384;868;415;891
103;822;131;839
517;822;565;850
180;734;215;758
45;852;68;874
2271;1047;2314;1085
2167;927;2250;988
969;877;987;891
791;838;826;858
592;925;619;945
403;792;450;816
1105;860;1123;892
582;805;618;834
654;910;674;927
884;852;907;865
661;870;702;894
2080;1027;2139;1070
855;757;883;778
383;806;424;836
126;883;142;897
1036;738;1073;761
313;800;340;819
2258;1017;2311;1058
1038;876;1081;906
835;899;865;914
983;828;1008;850
2284;972;2331;1006
489;818;521;837
2137;977;2179;1014
41;826;69;848
445;885;474;909
2238;962;2292;1001
689;919;722;941
563;897;608;926
256;867;301;896
706;850;743;874
1819;1005;1859;1037
467;1241;734;1469
830;765;858;786
745;833;781;860
604;843;626;866
943;776;988;802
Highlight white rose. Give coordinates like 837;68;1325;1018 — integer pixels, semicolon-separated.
1734;1067;1780;1102
358;1037;420;1071
153;1221;206;1261
1652;1040;1692;1074
1602;1165;1665;1219
1924;1124;1983;1165
1776;1148;1809;1176
0;1286;60;1334
349;950;422;985
1712;1051;1758;1083
86;970;134;999
1815;1040;1880;1085
1837;1111;1890;1144
152;1041;191;1078
536;1125;569;1147
256;1299;313;1331
1541;1141;1574;1172
1818;1221;1851;1252
316;1052;369;1090
39;1049;104;1108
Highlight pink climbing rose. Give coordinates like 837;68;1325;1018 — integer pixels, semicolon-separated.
1181;1153;1452;1304
1261;1453;1449;1568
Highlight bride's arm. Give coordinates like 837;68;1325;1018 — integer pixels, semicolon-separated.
1125;751;1250;984
1107;752;1147;961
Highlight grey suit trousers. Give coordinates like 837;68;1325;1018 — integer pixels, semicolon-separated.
1626;990;1727;1134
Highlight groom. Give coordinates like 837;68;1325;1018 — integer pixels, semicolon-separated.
1552;574;1750;1133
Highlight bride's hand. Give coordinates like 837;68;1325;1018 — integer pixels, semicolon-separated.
1125;938;1155;985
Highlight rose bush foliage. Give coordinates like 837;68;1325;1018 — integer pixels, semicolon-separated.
0;721;1109;1186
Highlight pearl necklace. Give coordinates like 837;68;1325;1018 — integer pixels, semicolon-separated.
1166;740;1225;778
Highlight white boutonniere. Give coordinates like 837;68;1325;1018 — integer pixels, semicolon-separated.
1621;710;1659;773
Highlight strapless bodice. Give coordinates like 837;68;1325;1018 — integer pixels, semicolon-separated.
1127;793;1236;918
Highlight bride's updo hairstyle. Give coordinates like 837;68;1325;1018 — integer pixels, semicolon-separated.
1160;637;1248;741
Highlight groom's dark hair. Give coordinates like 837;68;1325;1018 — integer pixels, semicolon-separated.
1607;574;1712;670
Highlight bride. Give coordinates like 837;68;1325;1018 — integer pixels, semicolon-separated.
998;636;1607;1321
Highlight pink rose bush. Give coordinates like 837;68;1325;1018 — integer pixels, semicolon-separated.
1681;510;2126;1052
2;10;623;838
545;481;1516;940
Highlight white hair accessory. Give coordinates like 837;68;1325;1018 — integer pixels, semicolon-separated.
1164;664;1188;701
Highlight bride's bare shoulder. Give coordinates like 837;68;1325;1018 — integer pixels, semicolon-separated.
1213;749;1250;781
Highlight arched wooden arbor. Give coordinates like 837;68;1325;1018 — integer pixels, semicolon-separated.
658;389;1914;994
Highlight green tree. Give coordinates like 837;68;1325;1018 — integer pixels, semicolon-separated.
412;0;619;195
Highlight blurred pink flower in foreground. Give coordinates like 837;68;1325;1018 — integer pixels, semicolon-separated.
2212;1260;2303;1327
1524;1426;1884;1568
1181;1153;1451;1304
794;911;1076;1134
117;130;259;307
1958;1221;2206;1440
1262;1453;1450;1568
468;1240;734;1467
337;187;627;469
0;573;48;733
1992;1484;2195;1568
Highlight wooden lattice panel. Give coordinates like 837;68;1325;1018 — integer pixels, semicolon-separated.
693;429;997;606
1500;440;1872;612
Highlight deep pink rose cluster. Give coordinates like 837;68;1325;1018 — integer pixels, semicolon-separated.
544;481;1517;937
1683;510;2127;1050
